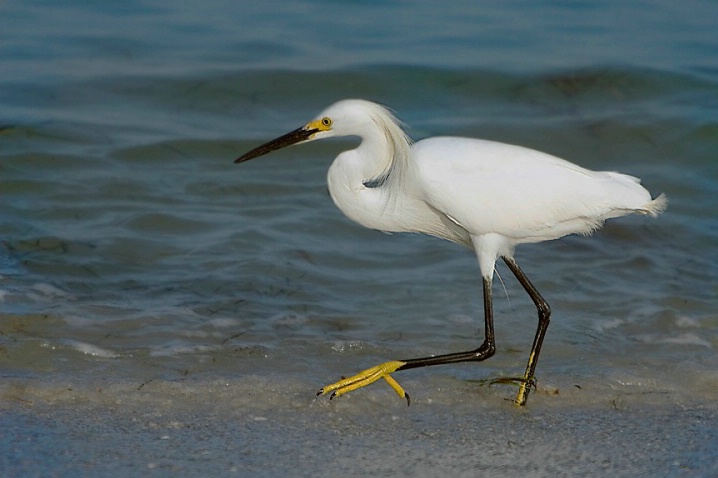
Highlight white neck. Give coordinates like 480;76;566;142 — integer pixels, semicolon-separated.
326;120;412;232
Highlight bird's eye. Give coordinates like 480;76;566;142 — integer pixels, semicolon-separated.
321;117;332;128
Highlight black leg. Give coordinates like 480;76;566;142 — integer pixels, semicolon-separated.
317;275;498;403
397;276;496;371
318;259;551;405
502;257;551;406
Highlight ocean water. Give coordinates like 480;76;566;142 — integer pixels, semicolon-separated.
1;1;717;476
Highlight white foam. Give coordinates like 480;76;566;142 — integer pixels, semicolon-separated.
635;332;712;348
149;344;224;357
206;317;243;328
332;340;364;353
64;340;118;358
31;282;72;298
675;316;701;328
592;317;624;333
660;333;712;348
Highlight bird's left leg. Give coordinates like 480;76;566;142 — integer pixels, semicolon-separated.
502;257;551;406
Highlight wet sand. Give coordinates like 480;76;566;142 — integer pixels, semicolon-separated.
2;373;716;477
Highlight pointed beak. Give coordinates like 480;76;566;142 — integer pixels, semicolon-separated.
234;126;319;164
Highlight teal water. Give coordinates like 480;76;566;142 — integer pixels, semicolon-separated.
1;1;717;476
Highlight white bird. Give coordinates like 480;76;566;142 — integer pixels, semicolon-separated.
235;99;667;406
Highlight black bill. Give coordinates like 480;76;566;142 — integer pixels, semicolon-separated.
235;126;318;163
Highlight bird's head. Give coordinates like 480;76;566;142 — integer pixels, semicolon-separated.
234;99;391;164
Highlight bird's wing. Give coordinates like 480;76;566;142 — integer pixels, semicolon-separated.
411;137;652;242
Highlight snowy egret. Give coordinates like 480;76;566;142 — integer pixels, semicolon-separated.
235;99;666;406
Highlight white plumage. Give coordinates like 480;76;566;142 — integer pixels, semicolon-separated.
235;98;666;406
319;100;666;277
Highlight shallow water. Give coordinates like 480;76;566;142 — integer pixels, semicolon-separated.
2;1;717;476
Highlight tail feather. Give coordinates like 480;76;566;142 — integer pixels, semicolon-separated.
639;193;668;217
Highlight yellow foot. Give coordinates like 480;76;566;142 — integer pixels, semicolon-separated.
316;360;410;406
514;377;537;407
471;376;537;407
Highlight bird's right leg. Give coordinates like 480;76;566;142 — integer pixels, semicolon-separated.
316;276;497;405
397;275;497;369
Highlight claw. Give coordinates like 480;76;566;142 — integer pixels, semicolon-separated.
469;375;537;406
